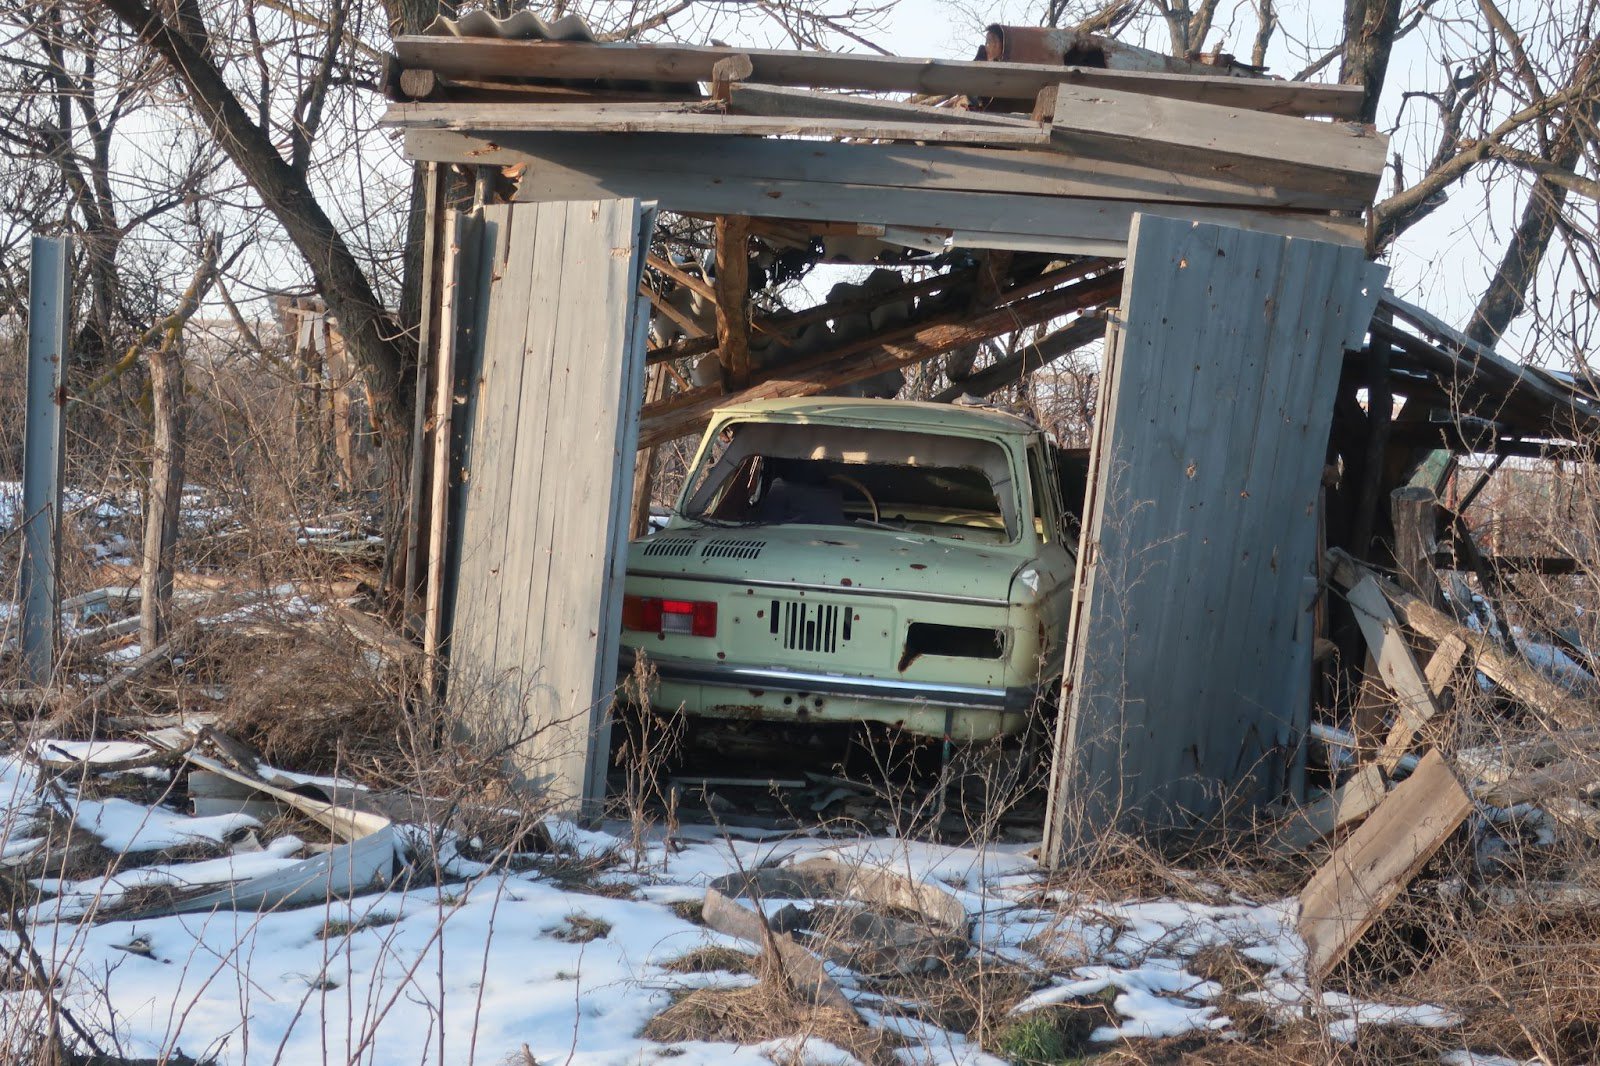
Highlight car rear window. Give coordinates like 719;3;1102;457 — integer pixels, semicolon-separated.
679;421;1019;542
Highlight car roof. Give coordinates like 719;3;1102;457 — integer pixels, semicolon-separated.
709;397;1038;436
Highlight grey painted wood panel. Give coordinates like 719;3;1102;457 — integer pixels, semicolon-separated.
1044;214;1385;856
447;199;654;817
403;131;1366;250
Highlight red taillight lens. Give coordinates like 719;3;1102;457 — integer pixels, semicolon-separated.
622;594;662;632
623;595;716;637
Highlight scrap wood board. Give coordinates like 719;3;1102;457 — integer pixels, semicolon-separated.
441;198;655;818
1042;213;1386;852
1298;749;1473;979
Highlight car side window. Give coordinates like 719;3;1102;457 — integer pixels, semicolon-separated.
1026;445;1058;543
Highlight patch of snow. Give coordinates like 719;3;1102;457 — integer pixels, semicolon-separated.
69;796;257;853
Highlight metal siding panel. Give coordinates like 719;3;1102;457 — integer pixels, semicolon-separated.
1046;215;1384;853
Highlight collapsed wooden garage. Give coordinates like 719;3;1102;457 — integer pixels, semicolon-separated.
384;17;1600;864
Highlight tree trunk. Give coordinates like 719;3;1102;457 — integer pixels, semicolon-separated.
140;342;184;650
101;0;412;439
1339;0;1402;124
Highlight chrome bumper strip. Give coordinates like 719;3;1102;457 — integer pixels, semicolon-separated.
617;650;1031;711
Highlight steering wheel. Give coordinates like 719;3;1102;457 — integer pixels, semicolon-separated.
827;473;880;523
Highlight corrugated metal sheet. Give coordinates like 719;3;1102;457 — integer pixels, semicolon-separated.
423;10;598;41
444;198;655;818
1044;214;1385;854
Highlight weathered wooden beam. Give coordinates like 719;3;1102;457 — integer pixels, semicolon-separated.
714;215;752;389
1045;83;1386;201
639;266;1123;447
641;281;710;340
408;128;1368;213
1267;762;1387;854
1298;748;1472;979
1328;548;1594;729
1344;576;1443;772
405;131;1370;249
392;36;1366;118
931;313;1105;402
382;101;1051;146
727;82;1041;129
631;364;671;539
1389;485;1441;608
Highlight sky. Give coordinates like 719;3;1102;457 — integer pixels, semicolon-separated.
857;0;1560;359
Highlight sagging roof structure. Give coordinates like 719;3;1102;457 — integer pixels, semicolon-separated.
387;21;1600;859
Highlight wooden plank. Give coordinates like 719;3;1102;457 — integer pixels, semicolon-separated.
1038;68;1364;118
727;82;1041;128
445;200;649;817
1298;749;1472;979
1344;575;1443;772
1390;485;1441;608
1047;84;1387;203
405;128;1371;213
1423;633;1468;696
1328;548;1593;729
393;36;1365;119
383;101;1051;146
1268;762;1388;854
1041;216;1385;853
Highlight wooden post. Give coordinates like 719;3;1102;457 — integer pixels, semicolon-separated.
140;343;185;650
1389;484;1440;608
325;325;358;490
1349;341;1392;561
714;214;752;389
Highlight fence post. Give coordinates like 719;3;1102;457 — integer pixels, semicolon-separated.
20;236;71;684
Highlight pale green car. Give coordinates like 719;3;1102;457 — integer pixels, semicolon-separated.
620;398;1080;742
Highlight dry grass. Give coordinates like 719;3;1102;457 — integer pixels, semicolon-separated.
211;626;404;774
643;983;902;1065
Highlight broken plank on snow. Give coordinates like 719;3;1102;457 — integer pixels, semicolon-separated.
1298;748;1473;980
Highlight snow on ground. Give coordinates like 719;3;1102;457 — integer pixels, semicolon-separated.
0;750;1486;1065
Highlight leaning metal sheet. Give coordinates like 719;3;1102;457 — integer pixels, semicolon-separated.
1044;213;1385;856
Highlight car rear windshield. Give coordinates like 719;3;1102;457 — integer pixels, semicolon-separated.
678;420;1019;542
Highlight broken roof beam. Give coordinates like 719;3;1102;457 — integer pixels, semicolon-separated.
1042;84;1387;204
381;101;1052;147
932;313;1105;402
638;265;1124;447
391;36;1366;119
1327;548;1595;730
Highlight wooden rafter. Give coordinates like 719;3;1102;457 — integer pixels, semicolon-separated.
638;265;1123;447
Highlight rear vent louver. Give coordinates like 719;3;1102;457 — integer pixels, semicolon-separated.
701;538;765;560
772;599;851;653
641;537;696;558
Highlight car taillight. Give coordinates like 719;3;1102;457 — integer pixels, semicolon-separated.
623;595;716;637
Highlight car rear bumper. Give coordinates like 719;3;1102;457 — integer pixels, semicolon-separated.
618;648;1032;710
